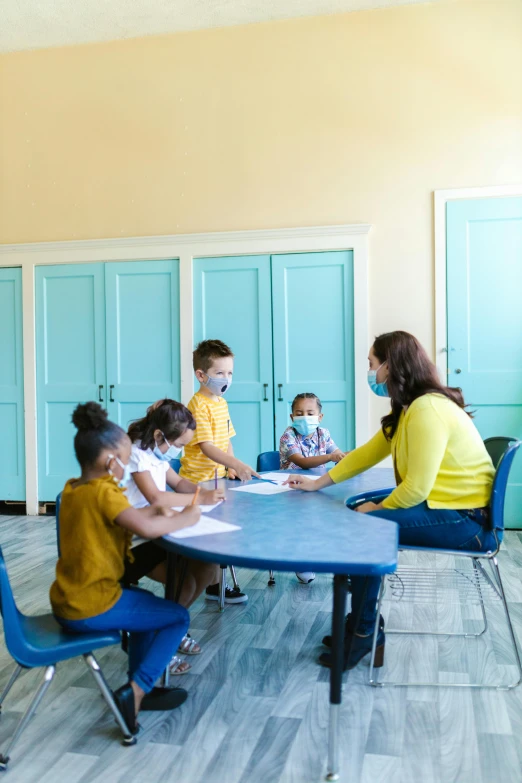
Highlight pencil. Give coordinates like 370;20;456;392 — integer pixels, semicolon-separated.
214;468;218;489
191;486;200;506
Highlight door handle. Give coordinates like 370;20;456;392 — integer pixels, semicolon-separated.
109;384;115;402
98;385;104;403
263;383;268;402
277;384;283;402
454;369;462;374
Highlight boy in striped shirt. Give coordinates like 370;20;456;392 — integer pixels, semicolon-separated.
180;339;260;603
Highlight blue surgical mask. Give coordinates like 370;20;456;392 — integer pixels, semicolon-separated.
154;432;183;462
203;373;232;396
292;416;320;437
367;363;389;397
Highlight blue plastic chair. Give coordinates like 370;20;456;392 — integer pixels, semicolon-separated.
256;451;280;473
0;547;136;770
345;436;522;689
169;458;182;474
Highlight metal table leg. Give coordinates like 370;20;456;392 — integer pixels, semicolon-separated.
219;565;227;612
163;552;178;687
325;574;348;782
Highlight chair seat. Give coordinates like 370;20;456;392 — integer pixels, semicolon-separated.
10;614;121;668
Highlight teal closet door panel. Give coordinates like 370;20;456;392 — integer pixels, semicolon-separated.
193;255;274;468
36;263;106;500
447;196;522;528
0;268;25;500
105;260;180;432
271;252;355;453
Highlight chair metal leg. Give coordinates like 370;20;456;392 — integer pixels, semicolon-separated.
83;654;137;745
472;558;489;638
268;570;276;586
0;665;55;769
368;577;386;687
490;557;522;689
219;565;227;612
229;565;240;590
0;665;23;712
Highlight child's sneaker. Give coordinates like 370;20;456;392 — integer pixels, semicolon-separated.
205;583;248;603
296;572;316;584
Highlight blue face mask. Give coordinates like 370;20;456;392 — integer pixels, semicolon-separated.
203;373;232;396
367;364;389;397
108;456;132;489
292;416;320;437
154;432;183;462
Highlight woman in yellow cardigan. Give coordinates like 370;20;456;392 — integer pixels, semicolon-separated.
286;331;496;671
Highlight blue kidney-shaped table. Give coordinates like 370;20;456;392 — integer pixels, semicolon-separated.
158;468;398;781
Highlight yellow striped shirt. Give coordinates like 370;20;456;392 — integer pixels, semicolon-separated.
180;392;236;483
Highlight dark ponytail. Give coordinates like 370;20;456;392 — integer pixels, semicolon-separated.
72;402;126;467
128;399;196;451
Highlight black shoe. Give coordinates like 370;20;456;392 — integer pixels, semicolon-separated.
113;683;139;735
319;629;385;671
205;583;248;604
141;686;188;711
321;614;384;649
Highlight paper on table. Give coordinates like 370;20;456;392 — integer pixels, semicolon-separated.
171;500;223;513
260;472;322;484
230;482;291;495
166;515;240;540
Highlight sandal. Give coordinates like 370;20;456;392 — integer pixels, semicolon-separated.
178;633;202;656
169;655;191;675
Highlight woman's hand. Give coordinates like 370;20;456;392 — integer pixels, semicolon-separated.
283;475;319;491
330;449;346;463
355;501;382;514
200;488;225;505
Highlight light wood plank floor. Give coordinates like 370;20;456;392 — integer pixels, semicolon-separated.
1;514;522;783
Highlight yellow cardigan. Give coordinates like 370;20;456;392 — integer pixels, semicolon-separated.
329;394;494;510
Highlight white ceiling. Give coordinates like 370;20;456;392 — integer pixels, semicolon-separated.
1;0;438;53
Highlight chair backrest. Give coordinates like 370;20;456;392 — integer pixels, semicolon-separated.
0;546;28;663
169;458;181;474
488;439;521;535
484;436;517;469
257;451;280;473
55;492;62;556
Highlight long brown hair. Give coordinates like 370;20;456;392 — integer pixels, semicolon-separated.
128;399;196;451
373;331;469;440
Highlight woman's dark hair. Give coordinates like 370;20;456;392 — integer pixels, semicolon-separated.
128;399;196;451
72;402;126;467
373;331;469;440
291;393;323;413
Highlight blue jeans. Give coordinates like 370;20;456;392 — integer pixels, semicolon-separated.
349;503;497;636
56;587;189;693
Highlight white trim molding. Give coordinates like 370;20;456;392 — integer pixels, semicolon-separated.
434;184;522;383
0;223;372;514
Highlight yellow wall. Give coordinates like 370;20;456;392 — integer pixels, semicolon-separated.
0;0;521;357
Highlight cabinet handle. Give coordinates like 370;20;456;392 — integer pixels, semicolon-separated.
98;385;104;403
109;384;115;402
278;383;283;402
263;383;268;402
454;369;462;374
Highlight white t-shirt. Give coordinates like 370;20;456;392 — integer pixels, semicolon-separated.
125;442;170;509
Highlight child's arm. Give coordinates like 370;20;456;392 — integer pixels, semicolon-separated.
166;468;225;505
199;441;260;481
132;470;224;508
287;452;337;469
114;504;200;538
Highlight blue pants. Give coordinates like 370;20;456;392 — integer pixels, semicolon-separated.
349;503;497;635
56;587;189;693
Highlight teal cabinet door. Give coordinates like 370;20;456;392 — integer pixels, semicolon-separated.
447;196;522;527
271;252;355;453
0;268;25;500
36;264;106;499
105;260;181;432
193;255;274;468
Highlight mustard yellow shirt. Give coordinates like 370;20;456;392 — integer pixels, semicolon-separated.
180;392;236;483
329;394;494;510
50;476;133;620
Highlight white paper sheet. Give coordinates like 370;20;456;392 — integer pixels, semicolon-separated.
230;482;291;495
259;472;322;484
166;515;241;540
170;500;223;513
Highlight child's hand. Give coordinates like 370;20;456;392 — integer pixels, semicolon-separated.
282;475;318;491
201;488;225;505
330;449;346;463
235;462;261;482
227;467;238;480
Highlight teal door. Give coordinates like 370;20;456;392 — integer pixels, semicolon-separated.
36;263;106;499
105;260;181;431
272;252;355;452
0;268;25;500
193;255;274;468
447;196;522;528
